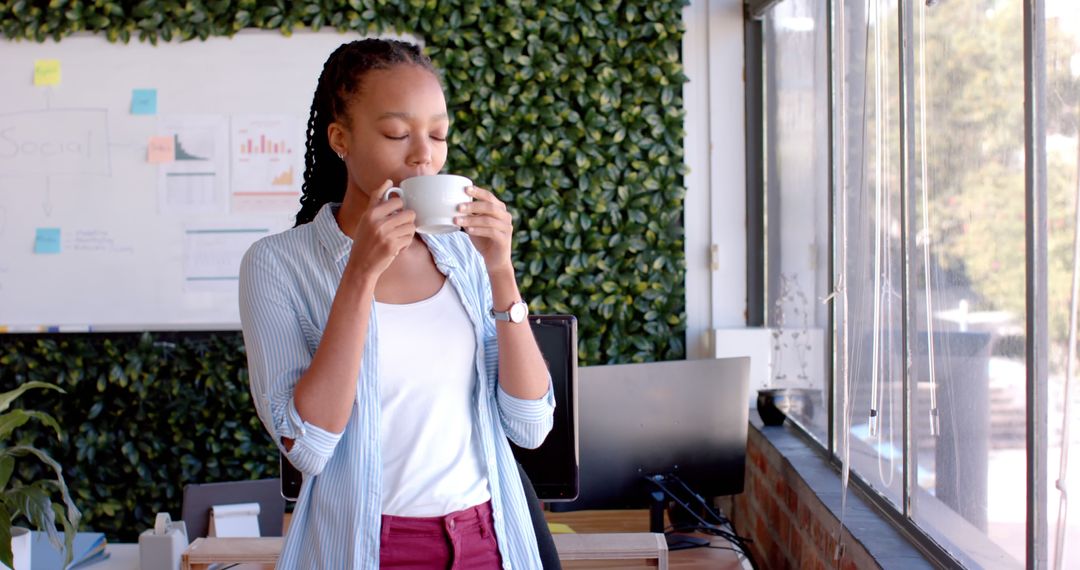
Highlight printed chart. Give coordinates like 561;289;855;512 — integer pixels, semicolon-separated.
231;115;303;214
156;115;229;216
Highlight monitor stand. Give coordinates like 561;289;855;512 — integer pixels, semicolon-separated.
648;491;711;551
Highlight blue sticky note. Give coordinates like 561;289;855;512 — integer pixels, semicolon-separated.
34;228;61;254
131;88;157;115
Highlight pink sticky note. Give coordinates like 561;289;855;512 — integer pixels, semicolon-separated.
147;135;175;163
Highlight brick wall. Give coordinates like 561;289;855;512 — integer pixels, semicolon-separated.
719;426;880;570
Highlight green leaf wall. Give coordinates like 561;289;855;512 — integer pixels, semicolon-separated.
0;0;688;540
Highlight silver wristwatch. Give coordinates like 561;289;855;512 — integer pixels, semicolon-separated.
491;300;529;323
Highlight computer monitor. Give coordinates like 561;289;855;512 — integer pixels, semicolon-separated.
551;357;750;512
510;314;579;501
279;315;579;502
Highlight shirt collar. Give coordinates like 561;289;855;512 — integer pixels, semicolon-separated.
313;202;352;262
420;232;459;272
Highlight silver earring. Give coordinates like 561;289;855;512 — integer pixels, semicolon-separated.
336;151;345;160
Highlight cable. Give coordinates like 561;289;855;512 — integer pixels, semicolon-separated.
643;474;760;569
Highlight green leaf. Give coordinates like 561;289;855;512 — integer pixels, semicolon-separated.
7;446;80;550
0;504;10;569
0;409;59;445
0;457;12;491
0;382;63;413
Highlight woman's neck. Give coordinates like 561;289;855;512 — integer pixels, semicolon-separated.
335;186;369;239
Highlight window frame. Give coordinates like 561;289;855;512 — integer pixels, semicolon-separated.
746;0;1050;567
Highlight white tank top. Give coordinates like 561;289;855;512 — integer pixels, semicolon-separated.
375;280;491;516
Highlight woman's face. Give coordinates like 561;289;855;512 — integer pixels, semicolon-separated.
328;64;449;199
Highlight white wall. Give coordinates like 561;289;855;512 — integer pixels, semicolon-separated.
683;0;748;359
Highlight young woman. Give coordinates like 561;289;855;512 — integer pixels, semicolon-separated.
239;39;555;569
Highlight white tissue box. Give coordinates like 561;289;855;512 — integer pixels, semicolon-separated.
139;520;187;570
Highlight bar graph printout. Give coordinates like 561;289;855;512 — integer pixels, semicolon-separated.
155;115;230;216
230;115;303;214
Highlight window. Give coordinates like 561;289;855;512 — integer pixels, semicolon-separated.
1046;0;1080;565
762;0;831;444
761;0;1080;566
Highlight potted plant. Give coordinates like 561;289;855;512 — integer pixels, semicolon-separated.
0;381;81;569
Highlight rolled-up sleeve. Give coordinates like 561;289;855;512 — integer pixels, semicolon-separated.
481;279;556;450
496;380;556;449
239;242;343;476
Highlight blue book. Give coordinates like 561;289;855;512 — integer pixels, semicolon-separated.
30;531;109;570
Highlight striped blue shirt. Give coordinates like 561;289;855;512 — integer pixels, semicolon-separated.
239;202;555;569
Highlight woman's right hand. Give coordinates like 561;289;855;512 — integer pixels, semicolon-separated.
346;179;416;281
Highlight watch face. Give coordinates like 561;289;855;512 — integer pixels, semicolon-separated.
509;302;529;323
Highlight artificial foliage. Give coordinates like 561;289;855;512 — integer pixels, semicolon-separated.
0;333;270;541
0;0;688;539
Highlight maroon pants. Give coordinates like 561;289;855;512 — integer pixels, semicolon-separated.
379;501;503;570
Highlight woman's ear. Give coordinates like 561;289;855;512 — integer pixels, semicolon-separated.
327;121;349;157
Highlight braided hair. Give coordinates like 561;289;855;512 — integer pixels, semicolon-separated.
295;39;437;226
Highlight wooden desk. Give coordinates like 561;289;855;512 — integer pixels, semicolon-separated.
544;510;744;570
96;543;275;570
111;510;739;569
181;537;281;570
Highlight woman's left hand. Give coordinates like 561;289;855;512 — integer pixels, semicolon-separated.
455;185;514;276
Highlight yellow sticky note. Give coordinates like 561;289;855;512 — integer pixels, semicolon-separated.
33;59;61;86
147;135;175;163
546;523;575;534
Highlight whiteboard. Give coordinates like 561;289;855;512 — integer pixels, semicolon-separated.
0;30;411;332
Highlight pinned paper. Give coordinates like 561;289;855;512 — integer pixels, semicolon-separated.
208;502;261;538
131;89;157;115
34;228;61;254
33;59;61;86
147;136;175;163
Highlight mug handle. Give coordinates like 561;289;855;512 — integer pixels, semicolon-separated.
382;187;403;202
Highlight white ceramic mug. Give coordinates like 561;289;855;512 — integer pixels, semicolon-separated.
382;174;473;235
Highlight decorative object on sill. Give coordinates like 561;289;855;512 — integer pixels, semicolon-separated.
766;274;822;425
757;388;792;426
757;388;815;427
770;273;815;391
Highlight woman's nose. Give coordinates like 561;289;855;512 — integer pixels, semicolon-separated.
406;137;432;167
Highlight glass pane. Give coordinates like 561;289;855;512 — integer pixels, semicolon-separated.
1046;0;1080;567
834;0;904;508
763;0;830;443
911;1;1025;566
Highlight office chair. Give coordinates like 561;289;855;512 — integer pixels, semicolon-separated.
517;461;562;570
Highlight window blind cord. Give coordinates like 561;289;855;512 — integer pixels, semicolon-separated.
870;0;900;490
830;0;863;562
917;0;941;439
869;0;885;442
